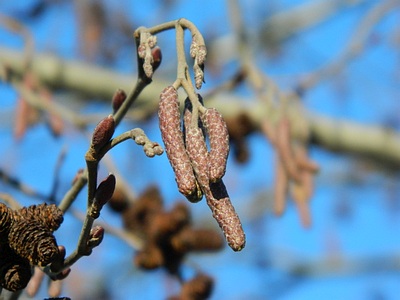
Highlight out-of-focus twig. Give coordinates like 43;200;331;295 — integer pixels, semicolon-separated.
297;0;400;92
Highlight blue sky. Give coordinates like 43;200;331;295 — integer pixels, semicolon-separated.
1;0;400;299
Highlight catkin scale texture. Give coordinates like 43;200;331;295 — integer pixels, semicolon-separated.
184;108;209;194
205;181;245;251
201;108;230;182
158;86;199;200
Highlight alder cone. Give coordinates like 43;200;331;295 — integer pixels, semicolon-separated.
201;108;230;182
205;181;245;251
158;86;200;201
0;203;14;241
0;244;32;292
8;219;58;266
16;203;64;232
171;227;224;253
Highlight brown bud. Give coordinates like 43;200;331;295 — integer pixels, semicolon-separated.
50;268;71;281
16;203;64;232
158;86;199;200
87;226;104;249
91;174;116;218
151;46;162;72
112;89;127;114
91;115;115;151
8;219;59;266
201;108;230;182
205;181;245;251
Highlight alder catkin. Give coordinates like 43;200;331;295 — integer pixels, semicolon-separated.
205;181;245;251
158;86;200;201
201;108;230;182
184;114;209;200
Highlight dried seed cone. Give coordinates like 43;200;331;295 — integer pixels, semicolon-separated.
8;219;59;266
16;203;64;232
134;245;164;270
0;244;31;292
158;86;199;200
181;273;214;300
122;185;163;237
0;203;14;241
201;108;230;182
205;181;245;251
171;227;224;253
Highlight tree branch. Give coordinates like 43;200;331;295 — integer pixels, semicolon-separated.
1;47;400;167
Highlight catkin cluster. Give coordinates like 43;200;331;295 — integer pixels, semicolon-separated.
158;86;245;251
0;203;63;291
108;185;224;275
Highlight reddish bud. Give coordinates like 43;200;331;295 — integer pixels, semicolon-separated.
87;226;104;248
91;174;116;218
112;89;127;114
91;115;115;151
151;46;162;72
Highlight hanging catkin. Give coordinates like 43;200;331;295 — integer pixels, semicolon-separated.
158;86;202;202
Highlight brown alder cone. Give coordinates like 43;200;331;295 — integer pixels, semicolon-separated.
8;219;59;267
205;181;245;251
16;203;64;232
122;185;163;237
200;108;230;182
0;203;14;241
134;244;164;270
0;244;32;292
158;86;201;201
171;227;224;253
180;273;214;300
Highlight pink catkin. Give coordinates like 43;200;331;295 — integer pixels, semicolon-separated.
205;181;245;251
183;106;208;190
158;86;199;200
201;108;230;182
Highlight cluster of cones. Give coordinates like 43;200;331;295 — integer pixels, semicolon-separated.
108;185;223;299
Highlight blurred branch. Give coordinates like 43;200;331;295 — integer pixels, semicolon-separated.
2;47;400;167
261;0;367;48
297;0;400;91
272;249;400;276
